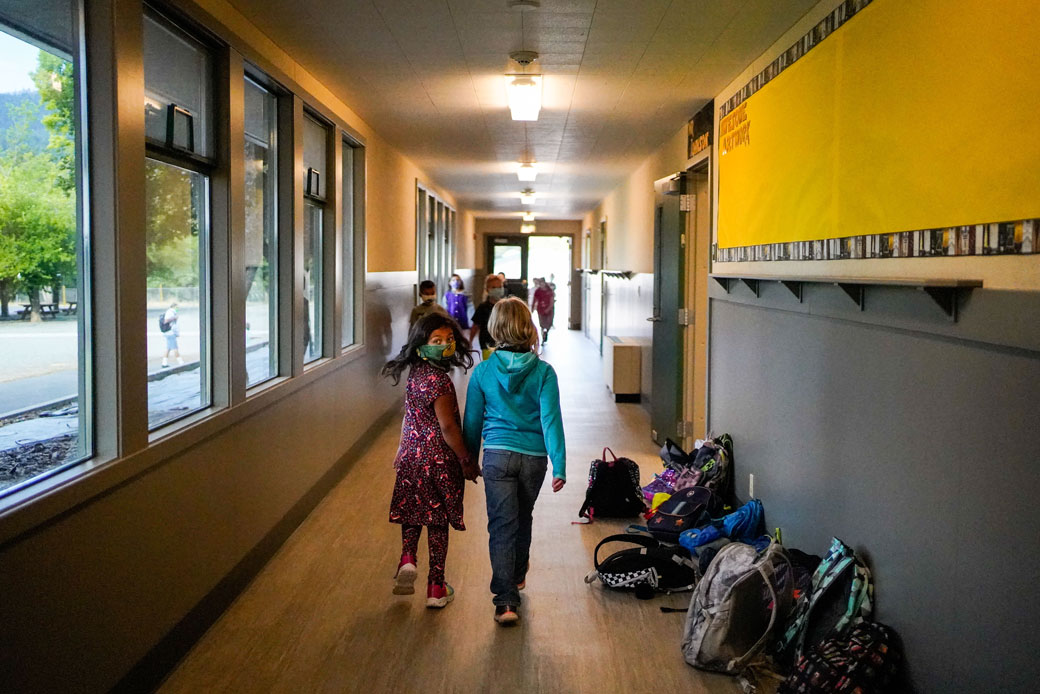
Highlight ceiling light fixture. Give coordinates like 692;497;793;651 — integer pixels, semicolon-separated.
520;222;536;234
520;188;536;205
517;162;537;181
506;51;541;121
522;211;535;221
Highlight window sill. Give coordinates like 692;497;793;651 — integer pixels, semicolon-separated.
0;340;371;546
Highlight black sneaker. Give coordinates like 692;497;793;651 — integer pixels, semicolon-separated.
494;605;519;625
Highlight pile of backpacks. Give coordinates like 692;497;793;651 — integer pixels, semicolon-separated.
578;437;904;694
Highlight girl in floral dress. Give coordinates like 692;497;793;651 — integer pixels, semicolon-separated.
381;312;479;607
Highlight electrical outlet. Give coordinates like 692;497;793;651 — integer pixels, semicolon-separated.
749;473;755;498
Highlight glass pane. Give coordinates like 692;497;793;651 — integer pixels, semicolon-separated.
146;159;209;428
340;143;353;348
493;245;522;279
303;115;326;199
0;23;89;495
143;13;213;156
244;77;277;386
303;201;322;363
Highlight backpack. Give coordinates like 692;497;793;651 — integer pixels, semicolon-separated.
584;534;698;595
158;313;171;333
776;537;874;666
778;621;902;694
577;448;646;520
693;434;734;502
647;486;721;544
681;541;795;675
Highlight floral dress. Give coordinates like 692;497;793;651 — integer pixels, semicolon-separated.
388;361;466;530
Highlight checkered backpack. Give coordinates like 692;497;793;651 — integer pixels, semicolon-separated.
584;534;699;595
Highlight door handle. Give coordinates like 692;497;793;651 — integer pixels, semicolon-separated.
646;316;661;322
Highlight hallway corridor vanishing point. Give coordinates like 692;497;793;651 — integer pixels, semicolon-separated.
159;329;739;694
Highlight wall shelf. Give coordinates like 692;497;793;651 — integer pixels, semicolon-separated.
710;274;983;321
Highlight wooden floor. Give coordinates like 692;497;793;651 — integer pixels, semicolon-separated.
159;328;741;694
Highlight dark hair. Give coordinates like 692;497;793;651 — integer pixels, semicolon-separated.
419;280;436;293
381;311;474;385
450;273;464;291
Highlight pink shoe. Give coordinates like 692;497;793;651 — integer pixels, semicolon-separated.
393;555;417;595
426;582;455;608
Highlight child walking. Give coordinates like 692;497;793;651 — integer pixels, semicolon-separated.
382;312;479;608
462;298;566;624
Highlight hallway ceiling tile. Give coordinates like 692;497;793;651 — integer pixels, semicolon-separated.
229;0;819;219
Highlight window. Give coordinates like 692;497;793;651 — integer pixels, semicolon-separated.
143;11;214;429
302;114;326;364
243;76;278;386
341;138;355;348
0;4;90;495
415;185;456;299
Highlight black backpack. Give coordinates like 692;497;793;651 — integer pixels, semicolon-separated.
778;621;903;694
647;486;722;544
158;313;171;333
584;533;698;595
577;448;646;520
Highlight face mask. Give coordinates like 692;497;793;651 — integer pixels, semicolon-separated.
488;287;505;300
420;295;436;304
417;340;454;361
450;280;462;290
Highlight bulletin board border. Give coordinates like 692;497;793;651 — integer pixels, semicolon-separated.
713;220;1040;263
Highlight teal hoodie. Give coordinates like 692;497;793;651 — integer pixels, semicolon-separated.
463;350;566;480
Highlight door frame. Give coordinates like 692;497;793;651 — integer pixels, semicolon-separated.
485;234;530;279
683;158;711;449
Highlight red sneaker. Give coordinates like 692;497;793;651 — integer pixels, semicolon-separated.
393;555;417;595
494;605;519;625
426;582;455;608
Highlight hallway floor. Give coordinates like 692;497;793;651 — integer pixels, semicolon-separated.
159;328;740;694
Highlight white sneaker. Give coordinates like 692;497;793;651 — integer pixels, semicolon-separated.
393;556;418;595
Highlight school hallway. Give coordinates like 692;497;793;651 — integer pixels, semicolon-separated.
158;327;737;694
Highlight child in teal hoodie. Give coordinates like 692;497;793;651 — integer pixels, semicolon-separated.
463;297;566;625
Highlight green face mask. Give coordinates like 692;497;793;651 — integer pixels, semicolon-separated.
417;341;455;362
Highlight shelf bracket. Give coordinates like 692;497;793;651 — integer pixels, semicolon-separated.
713;276;733;293
739;278;760;297
780;280;803;302
836;283;865;310
921;286;959;322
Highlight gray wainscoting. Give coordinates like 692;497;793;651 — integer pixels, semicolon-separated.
708;280;1040;692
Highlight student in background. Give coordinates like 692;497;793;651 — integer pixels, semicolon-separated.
444;273;470;330
469;274;505;360
160;302;183;368
463;298;566;625
531;277;556;345
409;280;444;328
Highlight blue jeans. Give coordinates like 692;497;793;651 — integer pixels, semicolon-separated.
482;448;548;607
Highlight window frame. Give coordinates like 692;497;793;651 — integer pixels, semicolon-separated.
142;6;221;433
240;68;285;391
0;0;94;499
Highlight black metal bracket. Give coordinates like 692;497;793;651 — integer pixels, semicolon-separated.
712;276;733;293
740;278;760;297
781;280;803;302
921;287;959;321
837;283;865;310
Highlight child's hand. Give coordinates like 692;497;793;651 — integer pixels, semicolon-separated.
461;459;481;483
551;477;565;493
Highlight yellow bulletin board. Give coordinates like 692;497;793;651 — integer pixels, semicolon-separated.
716;0;1040;250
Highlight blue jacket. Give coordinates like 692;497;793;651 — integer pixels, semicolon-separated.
463;350;566;480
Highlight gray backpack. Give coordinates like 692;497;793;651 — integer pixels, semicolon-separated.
681;541;794;675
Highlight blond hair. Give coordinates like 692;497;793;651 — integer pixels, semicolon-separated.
488;297;538;351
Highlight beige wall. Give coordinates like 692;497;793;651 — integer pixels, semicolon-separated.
457;210;477;271
583;124;690;274
195;0;461;273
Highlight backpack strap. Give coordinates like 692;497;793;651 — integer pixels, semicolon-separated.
592;533;661;571
602;447;618;464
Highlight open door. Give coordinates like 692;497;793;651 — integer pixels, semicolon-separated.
650;175;685;445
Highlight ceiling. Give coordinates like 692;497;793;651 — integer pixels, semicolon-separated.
229;0;820;219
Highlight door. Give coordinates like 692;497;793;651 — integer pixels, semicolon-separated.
650;176;685;445
486;235;528;281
